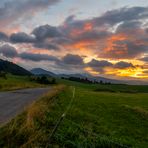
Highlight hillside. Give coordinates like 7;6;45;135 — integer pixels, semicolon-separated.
0;59;31;76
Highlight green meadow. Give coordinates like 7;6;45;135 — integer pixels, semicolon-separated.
0;74;44;91
0;78;148;147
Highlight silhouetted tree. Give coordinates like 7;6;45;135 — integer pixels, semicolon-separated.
100;80;103;84
51;78;56;84
0;71;7;79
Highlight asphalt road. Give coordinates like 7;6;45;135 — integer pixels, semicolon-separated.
0;87;51;125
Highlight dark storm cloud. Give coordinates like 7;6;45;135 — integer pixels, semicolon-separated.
19;52;59;62
51;37;72;45
31;25;63;50
87;59;136;74
88;59;113;67
32;25;62;41
10;32;36;43
19;53;84;69
0;44;18;58
62;7;148;30
0;0;61;27
139;56;148;62
94;7;148;26
54;54;86;72
114;61;135;69
126;41;148;58
9;29;61;50
0;32;8;41
87;59;113;74
116;21;142;33
34;41;60;50
73;31;111;42
61;54;84;65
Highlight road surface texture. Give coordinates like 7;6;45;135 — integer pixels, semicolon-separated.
0;87;51;125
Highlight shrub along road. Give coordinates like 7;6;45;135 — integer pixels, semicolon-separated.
0;87;51;125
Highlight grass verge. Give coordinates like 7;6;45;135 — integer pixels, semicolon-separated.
0;85;65;148
0;82;148;148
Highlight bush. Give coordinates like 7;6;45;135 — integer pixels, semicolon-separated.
29;76;57;85
0;71;7;79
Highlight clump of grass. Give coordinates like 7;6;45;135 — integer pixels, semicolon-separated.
26;85;65;129
123;105;148;119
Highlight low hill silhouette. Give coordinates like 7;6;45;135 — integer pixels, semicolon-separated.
0;59;31;76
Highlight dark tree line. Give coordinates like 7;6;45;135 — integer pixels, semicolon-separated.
62;77;111;85
30;76;56;84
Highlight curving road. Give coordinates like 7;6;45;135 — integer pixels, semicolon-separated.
0;87;51;125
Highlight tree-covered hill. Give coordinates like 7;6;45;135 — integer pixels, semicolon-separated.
0;59;31;76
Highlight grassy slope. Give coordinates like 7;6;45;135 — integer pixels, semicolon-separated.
0;79;148;147
0;75;44;91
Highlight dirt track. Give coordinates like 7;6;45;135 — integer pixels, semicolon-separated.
0;87;51;125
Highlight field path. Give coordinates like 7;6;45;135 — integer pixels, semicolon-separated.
0;87;51;125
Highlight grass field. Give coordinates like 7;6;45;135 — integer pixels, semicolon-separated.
0;74;45;91
0;78;148;147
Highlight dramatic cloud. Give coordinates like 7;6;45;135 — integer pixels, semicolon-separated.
19;52;59;62
0;44;18;58
61;54;84;65
5;6;148;60
116;21;142;33
34;41;60;50
30;25;63;50
52;7;148;61
139;56;148;62
114;61;135;69
100;39;148;59
143;70;148;74
32;25;62;41
96;7;148;26
0;0;61;27
1;5;148;79
88;59;113;67
0;32;8;41
10;32;36;43
86;59;136;74
62;7;148;32
0;44;59;62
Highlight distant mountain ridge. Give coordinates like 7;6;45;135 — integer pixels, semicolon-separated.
60;73;148;85
31;68;148;85
0;59;31;76
59;73;123;84
30;68;57;77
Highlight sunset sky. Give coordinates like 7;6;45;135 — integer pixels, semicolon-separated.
0;0;148;81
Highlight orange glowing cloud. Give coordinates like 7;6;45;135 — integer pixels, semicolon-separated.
29;49;52;55
104;33;127;52
69;22;93;38
85;65;148;79
84;23;93;31
99;32;148;59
